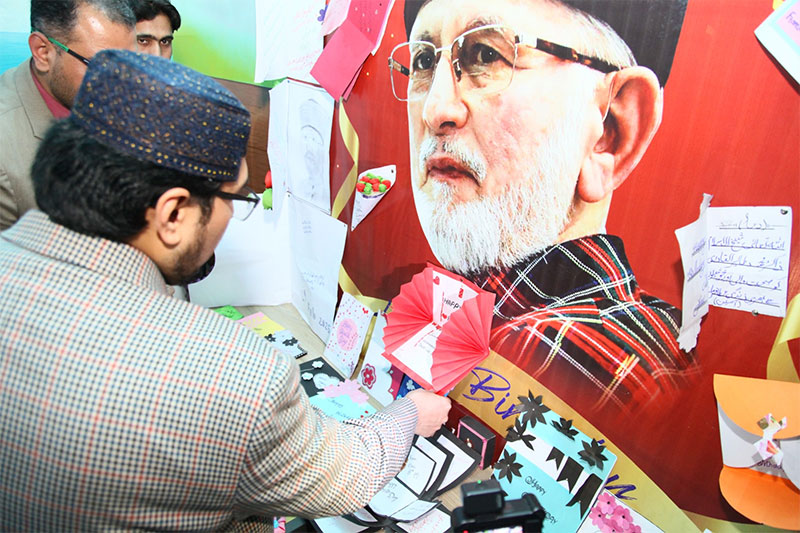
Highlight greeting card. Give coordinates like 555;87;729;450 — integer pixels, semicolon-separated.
357;313;402;405
323;292;374;377
494;391;617;533
382;265;495;393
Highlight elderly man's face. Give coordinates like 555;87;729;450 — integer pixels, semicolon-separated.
407;0;604;275
48;4;136;108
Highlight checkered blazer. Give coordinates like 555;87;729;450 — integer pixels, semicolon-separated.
474;234;698;414
0;211;417;531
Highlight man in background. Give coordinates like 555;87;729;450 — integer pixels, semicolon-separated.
0;0;136;231
396;0;697;415
0;49;450;530
133;0;181;59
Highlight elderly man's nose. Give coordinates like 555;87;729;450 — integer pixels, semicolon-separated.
421;57;468;133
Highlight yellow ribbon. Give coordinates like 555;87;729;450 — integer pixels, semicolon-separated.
449;351;700;532
331;100;359;219
766;293;800;383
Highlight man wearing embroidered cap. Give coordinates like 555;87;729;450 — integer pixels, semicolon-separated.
0;49;451;531
394;0;698;415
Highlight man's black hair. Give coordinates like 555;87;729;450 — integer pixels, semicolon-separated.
30;0;136;41
133;0;181;32
33;120;221;242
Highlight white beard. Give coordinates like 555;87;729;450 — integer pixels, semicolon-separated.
412;101;588;276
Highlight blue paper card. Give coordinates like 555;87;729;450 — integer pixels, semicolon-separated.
494;406;616;533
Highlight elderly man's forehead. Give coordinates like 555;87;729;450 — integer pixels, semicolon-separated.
410;0;577;44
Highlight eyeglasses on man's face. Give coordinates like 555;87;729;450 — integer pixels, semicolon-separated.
37;32;92;66
213;185;260;221
388;24;619;102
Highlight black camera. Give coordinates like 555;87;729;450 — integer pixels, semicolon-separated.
451;479;545;532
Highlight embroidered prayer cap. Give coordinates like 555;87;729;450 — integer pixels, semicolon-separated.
403;0;687;87
69;48;251;181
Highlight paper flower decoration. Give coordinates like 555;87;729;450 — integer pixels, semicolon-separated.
516;391;550;429
506;418;536;450
494;450;523;483
579;438;609;469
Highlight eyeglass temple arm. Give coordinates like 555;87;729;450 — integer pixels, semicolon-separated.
388;57;410;77
525;36;619;74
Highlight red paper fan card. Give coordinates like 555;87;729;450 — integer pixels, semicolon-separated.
382;265;495;394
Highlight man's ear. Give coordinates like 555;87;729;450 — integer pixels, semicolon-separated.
150;187;193;248
577;66;663;203
29;32;54;73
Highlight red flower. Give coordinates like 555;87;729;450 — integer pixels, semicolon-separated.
361;364;377;388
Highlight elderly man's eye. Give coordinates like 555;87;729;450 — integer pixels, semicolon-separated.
470;43;502;65
411;49;436;72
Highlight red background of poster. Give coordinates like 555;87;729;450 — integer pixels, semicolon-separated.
329;0;799;523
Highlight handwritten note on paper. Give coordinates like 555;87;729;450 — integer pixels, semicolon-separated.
395;507;451;533
253;0;324;83
706;207;791;316
677;198;792;349
675;194;712;351
367;477;418;517
289;194;347;343
396;447;435;495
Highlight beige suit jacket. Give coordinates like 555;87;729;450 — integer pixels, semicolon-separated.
0;60;55;230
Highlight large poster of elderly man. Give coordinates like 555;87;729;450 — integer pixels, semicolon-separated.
331;0;799;529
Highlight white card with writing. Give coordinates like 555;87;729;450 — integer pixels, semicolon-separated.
395;507;451;533
323;292;373;377
367;477;418;517
396;446;435;495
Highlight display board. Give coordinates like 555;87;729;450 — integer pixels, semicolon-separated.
327;0;800;530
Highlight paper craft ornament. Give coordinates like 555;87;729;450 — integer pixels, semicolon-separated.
714;373;800;530
351;165;396;230
382;264;495;394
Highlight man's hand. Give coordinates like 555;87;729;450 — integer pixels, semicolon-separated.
406;389;451;437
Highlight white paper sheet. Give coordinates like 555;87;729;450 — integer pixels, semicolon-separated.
313;515;367;533
267;79;334;216
367;477;418;517
395;507;451;533
413;437;449;493
288;82;334;214
396;446;435;495
267;80;290;216
320;0;352;35
289;194;347;343
192;193;345;345
676;196;792;349
706;206;792;317
435;432;477;490
189;200;291;306
254;0;324;83
390;500;440;522
674;194;712;351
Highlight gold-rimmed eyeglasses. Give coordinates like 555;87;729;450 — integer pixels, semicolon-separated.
388;24;619;102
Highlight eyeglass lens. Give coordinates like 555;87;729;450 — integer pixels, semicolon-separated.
231;191;258;221
390;26;517;101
